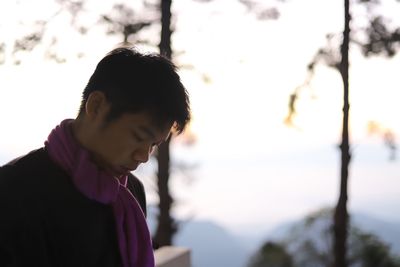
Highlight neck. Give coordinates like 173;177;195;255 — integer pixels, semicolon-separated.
71;118;87;149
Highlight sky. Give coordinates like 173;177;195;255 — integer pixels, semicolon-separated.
0;0;399;237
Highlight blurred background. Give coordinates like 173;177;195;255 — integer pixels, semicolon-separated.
1;0;399;266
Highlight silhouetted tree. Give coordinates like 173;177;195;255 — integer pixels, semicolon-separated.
0;1;157;64
284;1;400;266
153;0;176;248
0;0;90;64
350;229;400;267
251;208;400;267
333;2;351;266
367;121;397;161
238;0;282;20
99;3;154;43
248;242;294;267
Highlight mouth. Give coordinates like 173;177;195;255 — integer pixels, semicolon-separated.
120;164;139;173
109;163;140;177
108;167;130;177
121;167;133;174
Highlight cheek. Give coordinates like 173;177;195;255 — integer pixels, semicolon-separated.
108;137;140;161
93;134;125;162
94;129;142;164
106;141;132;160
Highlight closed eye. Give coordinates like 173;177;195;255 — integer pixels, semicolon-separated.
133;132;145;142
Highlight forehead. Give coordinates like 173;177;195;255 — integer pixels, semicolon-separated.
112;112;172;138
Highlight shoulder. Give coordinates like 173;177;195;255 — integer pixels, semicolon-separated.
0;148;45;183
0;148;54;231
127;174;147;217
1;148;51;172
0;148;63;196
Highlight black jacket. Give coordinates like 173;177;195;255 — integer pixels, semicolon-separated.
0;148;147;267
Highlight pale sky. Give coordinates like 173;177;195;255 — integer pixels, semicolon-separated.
0;0;399;235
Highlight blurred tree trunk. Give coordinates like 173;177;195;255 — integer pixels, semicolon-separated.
284;0;400;265
333;0;350;267
159;0;172;59
154;0;175;247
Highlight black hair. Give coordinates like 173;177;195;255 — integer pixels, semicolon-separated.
79;47;190;133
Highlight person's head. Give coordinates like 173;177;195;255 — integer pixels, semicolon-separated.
73;47;190;176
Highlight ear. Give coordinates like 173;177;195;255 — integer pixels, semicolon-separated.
85;91;108;120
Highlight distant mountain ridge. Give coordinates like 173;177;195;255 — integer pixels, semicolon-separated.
175;220;248;267
352;213;400;254
148;208;400;267
263;211;400;255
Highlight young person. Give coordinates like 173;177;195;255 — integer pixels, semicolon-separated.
0;47;190;267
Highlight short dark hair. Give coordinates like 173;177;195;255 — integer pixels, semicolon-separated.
79;47;190;133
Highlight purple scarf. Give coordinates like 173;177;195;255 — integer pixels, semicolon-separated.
44;119;155;267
